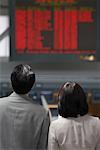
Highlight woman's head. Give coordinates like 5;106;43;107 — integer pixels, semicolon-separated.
58;82;88;118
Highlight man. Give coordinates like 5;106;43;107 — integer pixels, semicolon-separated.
0;64;50;150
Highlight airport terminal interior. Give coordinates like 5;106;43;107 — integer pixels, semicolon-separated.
0;0;100;120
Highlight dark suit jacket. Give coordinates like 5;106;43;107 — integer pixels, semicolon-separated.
0;92;50;150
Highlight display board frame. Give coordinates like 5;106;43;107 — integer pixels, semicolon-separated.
9;0;99;62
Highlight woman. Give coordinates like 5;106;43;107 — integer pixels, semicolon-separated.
48;82;100;150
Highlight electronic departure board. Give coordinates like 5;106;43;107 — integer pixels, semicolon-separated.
9;0;98;62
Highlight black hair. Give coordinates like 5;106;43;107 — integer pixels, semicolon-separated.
58;82;88;118
11;64;35;94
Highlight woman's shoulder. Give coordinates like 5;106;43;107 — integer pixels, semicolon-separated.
83;115;100;129
50;115;69;127
87;114;100;122
51;115;100;126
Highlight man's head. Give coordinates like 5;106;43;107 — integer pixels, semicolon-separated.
11;64;35;94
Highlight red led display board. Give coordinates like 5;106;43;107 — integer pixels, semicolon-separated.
10;0;97;61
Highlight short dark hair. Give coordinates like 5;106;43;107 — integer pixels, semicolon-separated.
58;82;88;118
11;64;35;94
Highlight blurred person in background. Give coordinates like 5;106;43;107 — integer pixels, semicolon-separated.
48;81;100;150
0;64;50;150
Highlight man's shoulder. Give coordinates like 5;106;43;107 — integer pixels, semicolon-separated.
23;95;48;115
0;96;9;103
0;96;10;112
0;94;48;118
29;101;48;115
